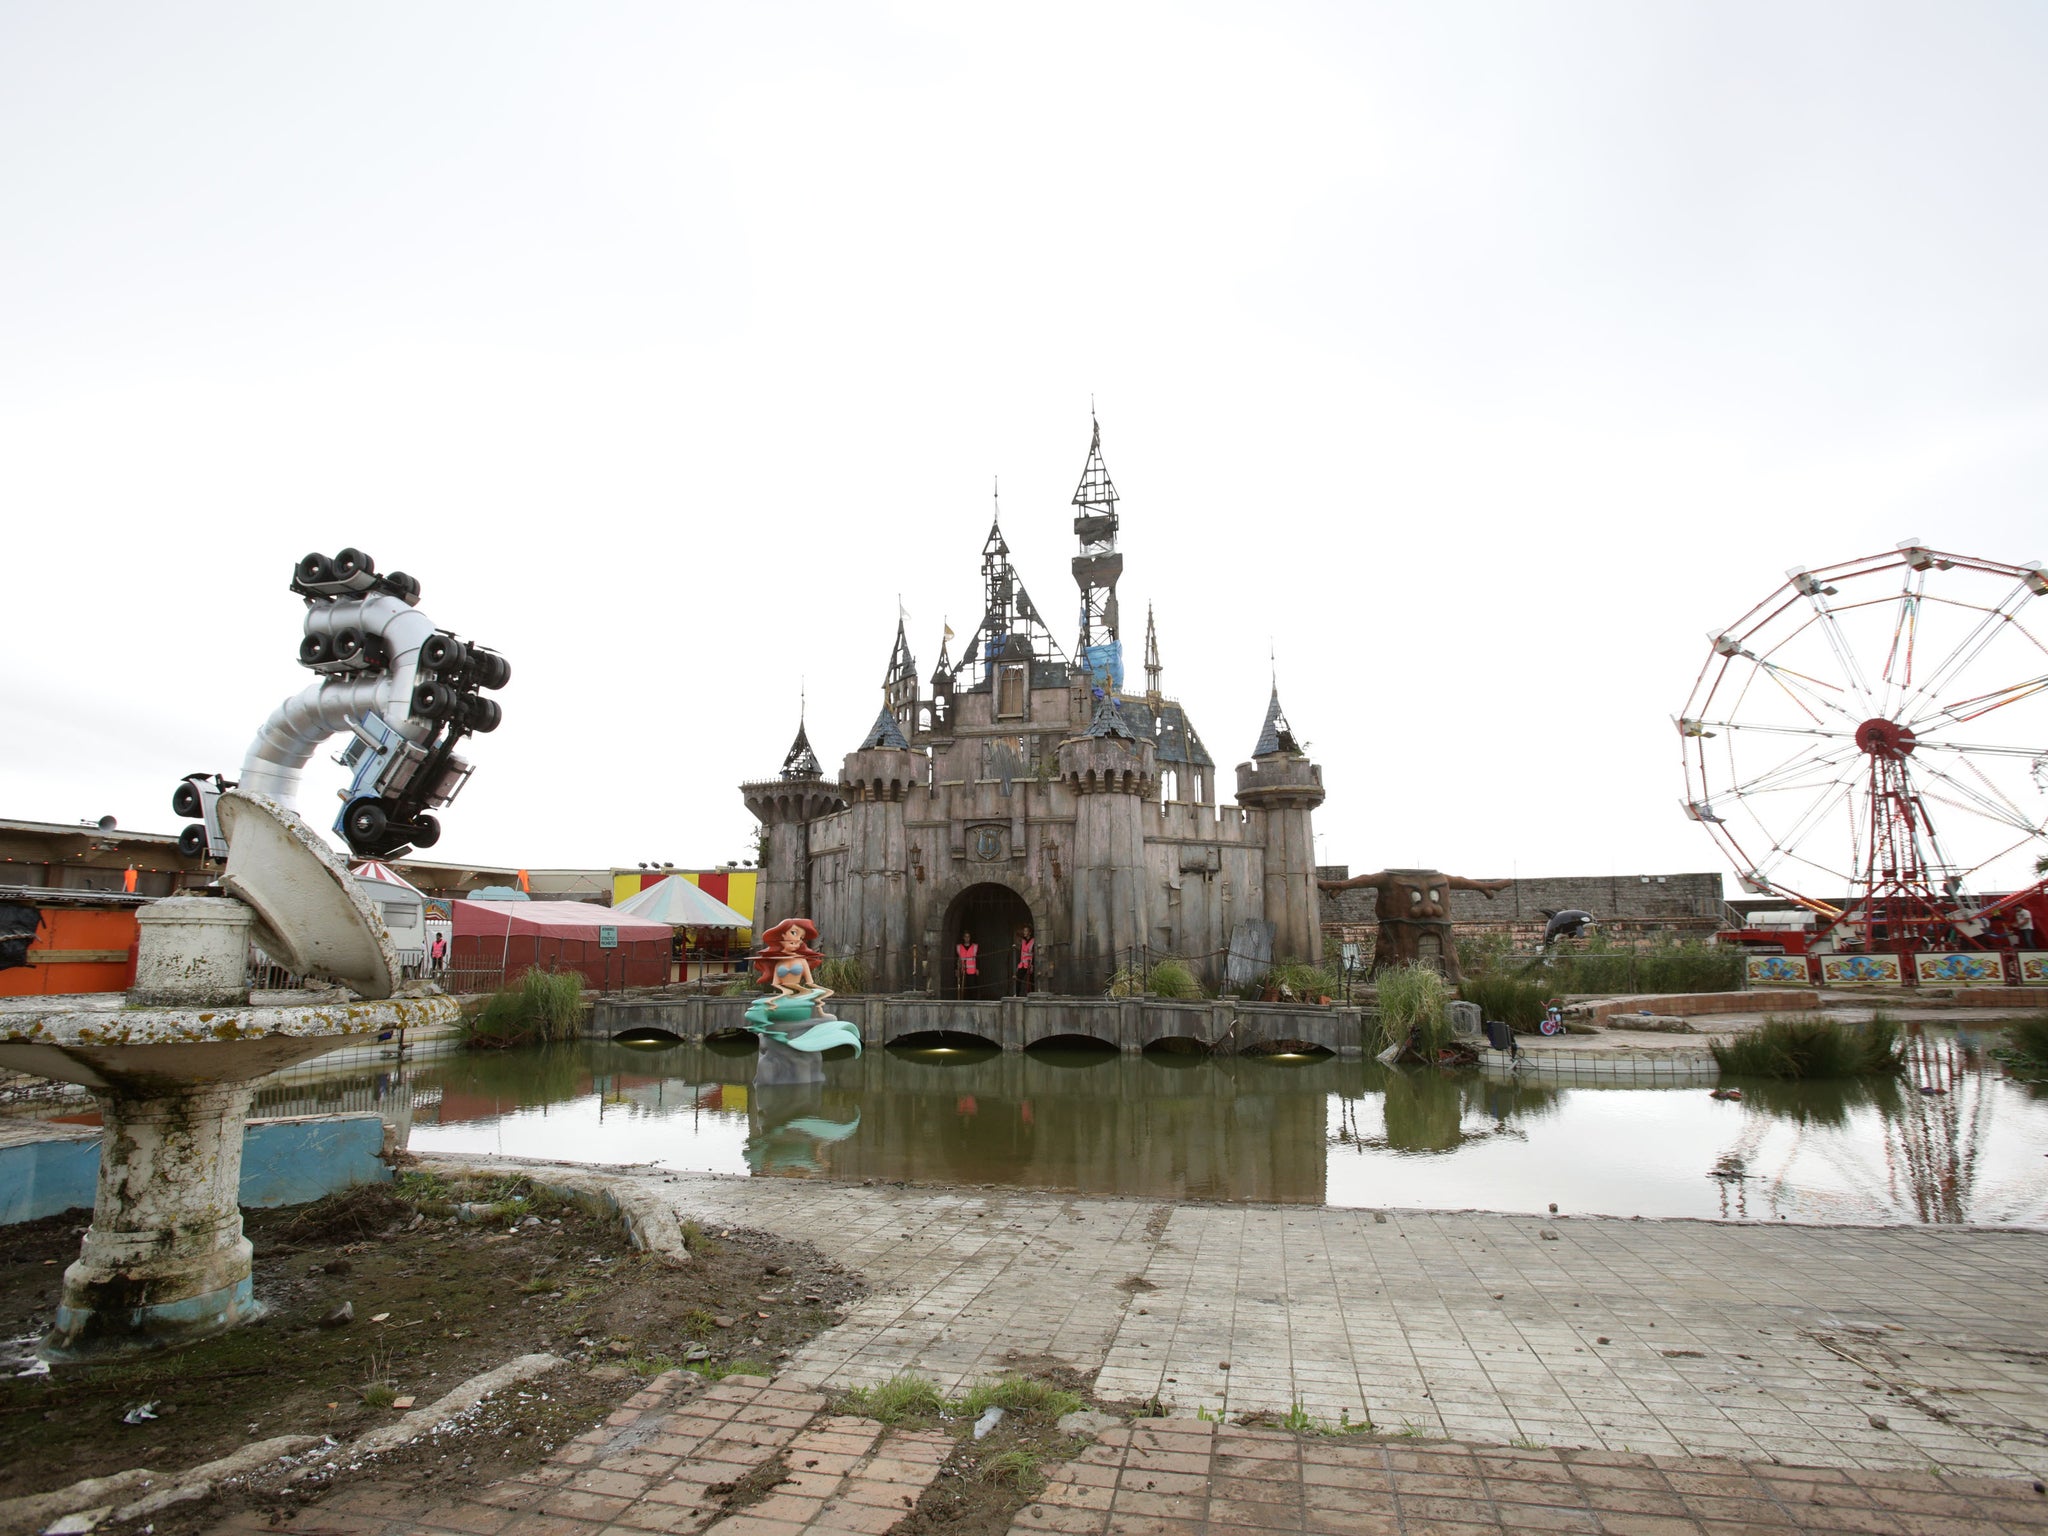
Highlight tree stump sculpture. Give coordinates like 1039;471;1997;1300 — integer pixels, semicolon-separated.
1317;868;1512;985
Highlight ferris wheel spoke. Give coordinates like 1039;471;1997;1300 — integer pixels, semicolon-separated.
1756;660;1859;725
1723;739;1857;800
1907;758;2043;837
1904;736;2044;760
1910;671;2048;731
1755;766;1862;879
1899;576;2037;720
1683;717;1856;746
1880;570;1924;686
1799;590;1878;710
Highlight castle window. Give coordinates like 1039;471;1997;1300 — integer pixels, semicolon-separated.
997;664;1026;719
1160;768;1179;802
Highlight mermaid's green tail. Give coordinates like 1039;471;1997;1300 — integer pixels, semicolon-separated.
743;991;863;1056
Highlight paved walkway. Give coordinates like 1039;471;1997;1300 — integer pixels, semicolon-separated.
442;1160;2048;1481
220;1371;2048;1536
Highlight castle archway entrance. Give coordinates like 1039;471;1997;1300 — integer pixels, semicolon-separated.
942;883;1033;999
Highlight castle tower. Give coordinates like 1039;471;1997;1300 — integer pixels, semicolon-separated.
740;713;847;932
835;663;930;988
1143;604;1162;698
1071;415;1123;691
1235;684;1325;964
1058;697;1156;987
883;617;917;721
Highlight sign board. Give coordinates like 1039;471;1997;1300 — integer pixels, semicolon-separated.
1224;920;1275;992
1913;951;2004;987
1745;954;1811;986
1817;953;1903;987
2019;952;2048;986
598;925;618;950
423;898;453;923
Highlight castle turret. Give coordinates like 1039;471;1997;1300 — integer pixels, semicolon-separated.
741;715;847;932
835;690;930;989
1058;697;1156;987
1235;685;1325;964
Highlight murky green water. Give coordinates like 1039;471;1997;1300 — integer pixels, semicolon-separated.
255;1029;2048;1226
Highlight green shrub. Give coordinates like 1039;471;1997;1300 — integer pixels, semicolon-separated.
1270;961;1341;1001
817;955;870;994
1711;1013;1904;1079
462;967;586;1049
1459;974;1549;1031
1372;964;1451;1055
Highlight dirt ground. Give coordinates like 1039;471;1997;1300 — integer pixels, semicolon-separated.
0;1168;862;1531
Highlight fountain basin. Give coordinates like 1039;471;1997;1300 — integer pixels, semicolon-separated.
0;993;454;1357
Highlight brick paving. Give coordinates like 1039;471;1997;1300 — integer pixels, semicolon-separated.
440;1161;2048;1478
214;1374;950;1536
1020;1416;2048;1534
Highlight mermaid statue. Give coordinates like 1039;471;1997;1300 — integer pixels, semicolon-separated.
742;917;862;1056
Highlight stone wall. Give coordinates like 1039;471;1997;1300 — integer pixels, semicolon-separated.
1318;868;1727;965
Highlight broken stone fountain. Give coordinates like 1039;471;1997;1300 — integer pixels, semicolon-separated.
0;547;504;1357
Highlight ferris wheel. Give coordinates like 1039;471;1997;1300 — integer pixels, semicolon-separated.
1679;541;2048;957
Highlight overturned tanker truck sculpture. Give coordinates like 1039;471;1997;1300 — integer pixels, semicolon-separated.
172;547;510;861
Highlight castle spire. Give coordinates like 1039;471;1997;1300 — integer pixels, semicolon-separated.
1253;683;1300;758
1072;412;1124;688
1143;603;1162;697
883;614;917;719
779;710;823;780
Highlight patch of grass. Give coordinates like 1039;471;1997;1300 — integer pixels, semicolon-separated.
1264;1400;1372;1436
628;1354;679;1378
1993;1013;2048;1080
839;1373;946;1424
360;1383;397;1409
1459;973;1550;1031
955;1376;1085;1422
680;1306;718;1340
1712;1013;1905;1079
980;1449;1043;1490
463;967;587;1048
516;1276;556;1296
680;1220;723;1257
1372;964;1452;1056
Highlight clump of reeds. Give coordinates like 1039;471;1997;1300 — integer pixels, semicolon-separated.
1993;1013;2048;1080
1458;973;1549;1031
817;955;870;994
1371;964;1451;1056
1107;958;1204;1000
1710;1012;1903;1079
462;967;586;1049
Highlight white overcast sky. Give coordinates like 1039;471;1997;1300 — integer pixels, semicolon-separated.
3;2;2045;890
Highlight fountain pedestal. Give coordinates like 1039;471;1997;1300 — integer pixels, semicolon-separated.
0;797;456;1357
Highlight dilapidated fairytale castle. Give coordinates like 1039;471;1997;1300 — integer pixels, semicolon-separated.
742;419;1324;996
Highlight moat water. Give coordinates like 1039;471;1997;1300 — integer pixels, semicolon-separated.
248;1028;2047;1226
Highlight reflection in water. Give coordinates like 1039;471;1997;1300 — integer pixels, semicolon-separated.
230;1030;2048;1225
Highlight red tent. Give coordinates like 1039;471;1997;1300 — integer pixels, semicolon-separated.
450;899;671;990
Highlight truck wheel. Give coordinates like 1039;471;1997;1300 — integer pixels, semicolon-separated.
297;552;335;585
461;695;502;732
411;682;456;719
411;814;442;848
333;547;374;578
470;650;511;690
171;781;203;818
345;800;389;848
299;633;333;665
332;627;364;662
178;824;209;858
420;634;468;671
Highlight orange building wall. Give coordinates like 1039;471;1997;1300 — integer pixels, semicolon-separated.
0;907;139;997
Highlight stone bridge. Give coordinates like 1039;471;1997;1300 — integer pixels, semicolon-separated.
589;993;1365;1056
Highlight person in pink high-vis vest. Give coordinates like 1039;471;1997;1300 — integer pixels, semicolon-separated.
955;931;978;997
